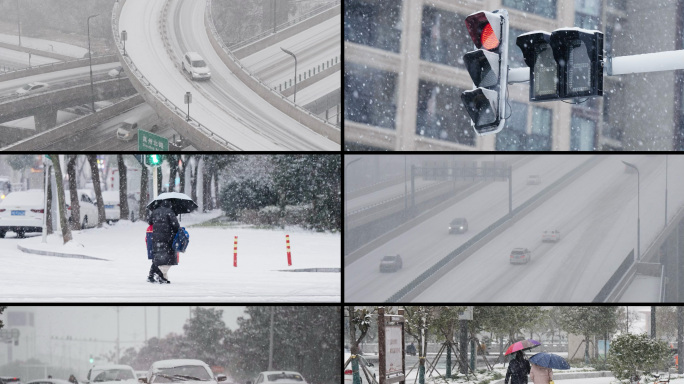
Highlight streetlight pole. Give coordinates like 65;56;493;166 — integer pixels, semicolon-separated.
16;0;21;47
280;47;297;103
622;160;640;261
345;158;362;236
87;14;100;113
665;155;668;228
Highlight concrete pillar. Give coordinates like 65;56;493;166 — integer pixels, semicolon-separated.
35;107;58;131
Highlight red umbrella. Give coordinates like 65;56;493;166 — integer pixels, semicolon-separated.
504;339;541;356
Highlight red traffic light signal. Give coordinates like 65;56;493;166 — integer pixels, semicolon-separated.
465;11;504;51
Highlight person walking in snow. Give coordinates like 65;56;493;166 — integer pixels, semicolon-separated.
505;351;531;384
529;363;553;384
147;200;180;284
68;374;79;384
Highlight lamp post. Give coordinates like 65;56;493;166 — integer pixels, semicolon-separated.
184;92;192;121
280;47;297;103
16;0;21;47
345;158;362;235
665;155;668;228
87;14;100;113
622;160;640;261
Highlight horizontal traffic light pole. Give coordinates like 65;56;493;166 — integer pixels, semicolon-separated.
507;49;684;84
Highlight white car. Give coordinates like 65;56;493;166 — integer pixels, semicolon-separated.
527;175;541;185
0;189;44;238
101;191;139;222
65;189;99;229
108;66;125;78
542;230;561;242
86;364;137;384
146;359;226;384
16;82;49;95
249;372;306;384
182;52;211;80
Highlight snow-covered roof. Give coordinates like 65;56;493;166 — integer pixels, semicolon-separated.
552;27;602;34
91;364;136;371
150;360;211;370
0;189;43;206
517;30;550;38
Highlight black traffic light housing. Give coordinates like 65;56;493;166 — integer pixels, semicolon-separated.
460;10;509;135
550;28;603;99
516;31;559;101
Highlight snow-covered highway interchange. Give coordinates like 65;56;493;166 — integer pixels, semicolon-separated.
118;0;339;150
345;155;684;303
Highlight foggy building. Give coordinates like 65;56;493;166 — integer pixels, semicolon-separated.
345;0;684;151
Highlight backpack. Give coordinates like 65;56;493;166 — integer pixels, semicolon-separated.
172;227;190;253
145;225;154;259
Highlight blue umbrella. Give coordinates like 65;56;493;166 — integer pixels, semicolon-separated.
529;352;571;370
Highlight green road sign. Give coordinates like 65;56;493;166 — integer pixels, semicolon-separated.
138;129;168;151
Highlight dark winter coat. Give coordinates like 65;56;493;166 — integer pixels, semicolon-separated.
505;356;531;384
147;204;180;265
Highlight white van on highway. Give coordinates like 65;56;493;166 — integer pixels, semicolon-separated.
116;112;159;141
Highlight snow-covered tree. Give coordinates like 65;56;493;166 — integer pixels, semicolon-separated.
182;307;230;367
608;333;670;380
558;306;618;363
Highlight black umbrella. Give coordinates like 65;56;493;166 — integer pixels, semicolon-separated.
146;192;198;215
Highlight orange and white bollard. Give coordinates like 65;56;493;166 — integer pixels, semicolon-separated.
286;234;292;266
233;236;238;267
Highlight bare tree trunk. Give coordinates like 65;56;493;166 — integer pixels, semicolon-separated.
67;155;81;231
213;169;219;212
202;163;211;212
191;156;200;203
46;166;53;235
48;155;72;244
139;165;149;221
117;155;129;221
178;155;187;194
157;167;163;195
168;154;178;192
86;155;105;228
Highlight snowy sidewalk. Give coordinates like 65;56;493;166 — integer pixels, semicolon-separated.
2;210;340;302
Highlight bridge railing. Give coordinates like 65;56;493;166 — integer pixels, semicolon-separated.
205;0;339;135
111;0;239;150
225;0;341;51
0;54;118;77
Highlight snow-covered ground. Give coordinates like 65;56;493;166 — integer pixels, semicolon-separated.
118;0;338;150
0;32;88;57
0;210;340;302
0;46;60;68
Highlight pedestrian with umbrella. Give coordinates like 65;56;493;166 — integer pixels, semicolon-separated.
529;352;570;384
505;340;541;384
146;192;198;284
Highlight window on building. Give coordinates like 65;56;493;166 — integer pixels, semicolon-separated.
496;101;528;150
528;106;553;150
575;0;601;30
421;7;471;68
415;80;475;146
503;0;556;19
344;0;402;53
570;115;597;150
345;63;398;129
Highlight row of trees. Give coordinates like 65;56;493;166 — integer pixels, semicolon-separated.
117;307;340;384
346;307;682;381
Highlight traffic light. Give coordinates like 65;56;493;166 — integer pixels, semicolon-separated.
145;155;163;167
550;28;603;99
516;31;558;101
461;9;509;135
89;355;94;364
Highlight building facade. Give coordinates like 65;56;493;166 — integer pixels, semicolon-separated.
345;0;684;151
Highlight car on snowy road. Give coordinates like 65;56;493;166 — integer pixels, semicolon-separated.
145;359;226;384
542;230;561;242
0;189;44;238
101;191;139;223
527;175;541;185
510;248;531;264
85;364;137;384
65;189;99;229
247;371;307;384
182;52;211;80
0;377;22;384
448;217;468;234
379;254;402;272
15;82;49;95
27;379;73;384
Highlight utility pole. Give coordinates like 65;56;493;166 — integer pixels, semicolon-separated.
650;306;656;339
16;0;21;46
268;307;275;371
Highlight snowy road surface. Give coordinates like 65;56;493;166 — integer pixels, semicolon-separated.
345;155;593;302
0;211;340;302
119;0;338;150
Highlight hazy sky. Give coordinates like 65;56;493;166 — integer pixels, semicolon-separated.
1;306;246;369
